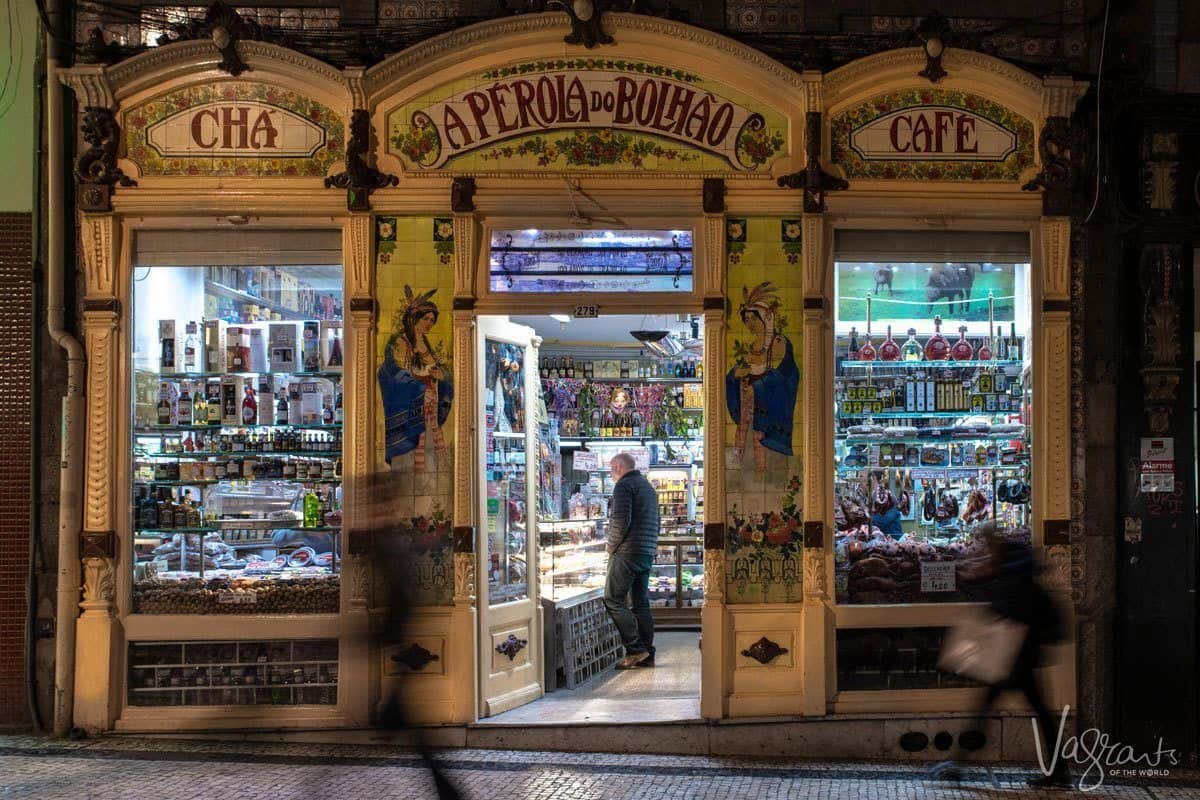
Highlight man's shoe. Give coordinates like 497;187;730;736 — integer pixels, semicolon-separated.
636;655;655;667
1027;773;1073;789
615;652;650;669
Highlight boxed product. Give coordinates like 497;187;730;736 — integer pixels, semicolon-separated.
320;320;344;372
226;327;251;372
204;320;228;373
279;272;300;311
301;322;321;372
205;380;223;424
181;321;203;372
158;320;184;373
268;322;300;373
256;374;277;425
299;378;325;425
248;326;268;373
220;375;247;425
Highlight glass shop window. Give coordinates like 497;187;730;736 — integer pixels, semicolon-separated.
488;228;694;293
831;230;1033;605
130;229;344;615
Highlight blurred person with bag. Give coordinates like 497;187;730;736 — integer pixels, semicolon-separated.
931;522;1071;789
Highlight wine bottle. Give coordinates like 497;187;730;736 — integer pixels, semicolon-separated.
901;328;923;361
848;327;860;360
241;386;258;425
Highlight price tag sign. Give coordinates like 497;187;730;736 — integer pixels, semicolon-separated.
627;448;650;471
920;561;956;593
572;450;600;472
573;304;600;318
217;590;258;605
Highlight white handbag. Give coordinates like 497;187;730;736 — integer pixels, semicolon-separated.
938;610;1029;686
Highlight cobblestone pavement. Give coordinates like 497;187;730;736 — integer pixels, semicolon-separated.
0;735;1198;799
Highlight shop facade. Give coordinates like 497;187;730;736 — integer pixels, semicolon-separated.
60;12;1086;742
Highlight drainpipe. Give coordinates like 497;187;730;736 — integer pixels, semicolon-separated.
46;0;85;738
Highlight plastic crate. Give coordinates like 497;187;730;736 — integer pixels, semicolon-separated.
557;595;624;689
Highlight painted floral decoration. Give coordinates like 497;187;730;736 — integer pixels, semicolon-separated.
123;82;344;178
829;88;1034;181
727;475;804;554
376;216;398;264
736;124;786;169
726;218;747;265
479;129;700;169
481;59;701;84
433;217;455;264
392;114;440;167
781;218;802;264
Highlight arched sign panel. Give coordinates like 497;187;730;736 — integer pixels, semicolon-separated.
830;89;1034;181
122;82;345;178
386;58;789;174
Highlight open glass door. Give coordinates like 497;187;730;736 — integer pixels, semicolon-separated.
476;317;542;717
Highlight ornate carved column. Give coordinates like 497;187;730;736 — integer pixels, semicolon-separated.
799;211;831;715
1039;216;1072;532
74;213;122;732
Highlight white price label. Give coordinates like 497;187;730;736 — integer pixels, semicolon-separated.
572;450;600;472
627;448;650;471
573;304;600;318
920;561;956;593
217;590;258;605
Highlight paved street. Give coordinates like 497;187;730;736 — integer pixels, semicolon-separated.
0;735;1198;799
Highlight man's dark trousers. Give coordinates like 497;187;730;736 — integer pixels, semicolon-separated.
604;552;654;656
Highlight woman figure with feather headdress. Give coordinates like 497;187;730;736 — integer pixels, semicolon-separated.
379;286;453;468
726;282;799;471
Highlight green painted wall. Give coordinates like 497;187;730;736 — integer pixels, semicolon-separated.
0;0;38;212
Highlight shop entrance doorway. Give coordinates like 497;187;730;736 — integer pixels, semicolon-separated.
476;314;704;724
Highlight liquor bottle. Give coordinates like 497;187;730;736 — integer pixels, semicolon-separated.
901;328;923;361
539;357;548;380
878;325;901;362
323;401;334;425
1010;323;1021;361
334;389;344;424
848;327;860;360
924;316;950;361
179;385;194;425
161;335;176;373
183;321;202;372
978;291;995;361
274;390;288;425
157;384;173;427
951;325;974;361
696;358;703;380
207;384;222;426
241;386;257;425
566;357;575;379
550;358;560;380
303;489;321;528
857;332;876;362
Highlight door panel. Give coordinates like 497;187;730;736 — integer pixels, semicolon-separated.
477;318;542;717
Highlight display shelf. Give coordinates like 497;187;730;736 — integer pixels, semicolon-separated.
542;540;606;555
835;462;1028;474
840;359;1023;370
205;279;311;322
159;371;342;380
130;682;337;692
837;411;1005;420
838;433;1025;446
137;424;342;434
135;478;341;487
540;517;605;525
574;377;702;384
559;437;698;446
491;431;527;439
134;526;219;534
136;451;343;459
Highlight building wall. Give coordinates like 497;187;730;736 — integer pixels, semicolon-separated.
0;0;40;730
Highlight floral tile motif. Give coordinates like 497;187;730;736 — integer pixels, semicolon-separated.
781;219;801;264
829;88;1034;182
376;216;398;264
122;82;344;178
479;130;701;170
726;218;747;265
433;217;454;263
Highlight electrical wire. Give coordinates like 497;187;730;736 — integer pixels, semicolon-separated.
1082;0;1110;224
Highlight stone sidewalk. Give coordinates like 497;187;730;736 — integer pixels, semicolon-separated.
0;734;1196;799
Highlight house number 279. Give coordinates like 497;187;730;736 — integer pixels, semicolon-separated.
573;305;600;318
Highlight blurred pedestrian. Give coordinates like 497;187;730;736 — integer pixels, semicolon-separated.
931;522;1071;788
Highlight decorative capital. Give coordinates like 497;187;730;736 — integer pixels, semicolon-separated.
324;110;398;212
495;633;528;661
75;107;136;213
914;12;952;83
777;112;848;213
451;177;477;213
1042;75;1088;119
549;0;616;49
59;65;114;108
1021;116;1077;216
702;178;726;214
741;636;788;665
392;643;440;672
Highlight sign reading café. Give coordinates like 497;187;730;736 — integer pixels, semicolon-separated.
830;88;1034;181
387;59;788;173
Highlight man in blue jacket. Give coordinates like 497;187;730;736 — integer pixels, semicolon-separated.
603;452;661;669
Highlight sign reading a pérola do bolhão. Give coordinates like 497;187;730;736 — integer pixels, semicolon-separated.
387;59;788;173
